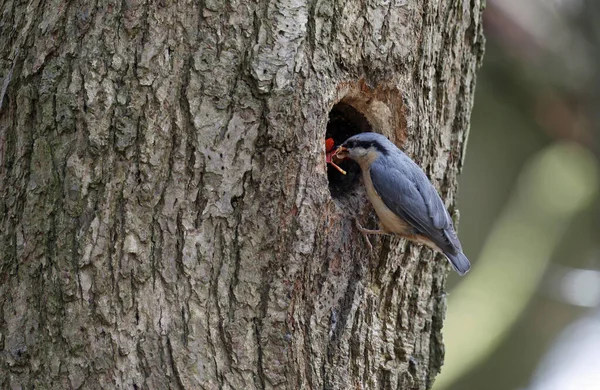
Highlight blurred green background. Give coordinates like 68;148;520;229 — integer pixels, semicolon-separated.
436;1;600;389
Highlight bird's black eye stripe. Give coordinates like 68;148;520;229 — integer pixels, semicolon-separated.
347;140;378;149
345;139;386;151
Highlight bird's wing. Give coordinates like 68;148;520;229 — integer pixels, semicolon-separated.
369;157;461;255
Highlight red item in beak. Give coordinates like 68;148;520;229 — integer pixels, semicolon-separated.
325;138;347;175
326;138;335;152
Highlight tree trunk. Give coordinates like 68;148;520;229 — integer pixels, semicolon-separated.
0;0;483;389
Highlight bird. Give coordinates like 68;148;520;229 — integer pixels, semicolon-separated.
335;132;471;275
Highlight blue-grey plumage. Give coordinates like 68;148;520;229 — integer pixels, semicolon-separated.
336;132;471;275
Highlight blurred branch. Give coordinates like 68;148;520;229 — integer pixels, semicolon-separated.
434;142;599;389
526;307;600;390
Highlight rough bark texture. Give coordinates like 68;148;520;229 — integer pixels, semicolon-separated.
0;0;484;389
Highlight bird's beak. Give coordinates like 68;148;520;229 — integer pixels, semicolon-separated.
335;146;349;159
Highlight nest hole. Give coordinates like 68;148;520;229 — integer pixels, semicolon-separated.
326;102;373;198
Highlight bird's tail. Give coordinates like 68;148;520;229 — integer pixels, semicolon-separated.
445;251;471;276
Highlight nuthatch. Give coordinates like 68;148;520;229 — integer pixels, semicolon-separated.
335;132;471;275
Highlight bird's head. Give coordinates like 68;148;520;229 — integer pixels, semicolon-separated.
335;132;391;165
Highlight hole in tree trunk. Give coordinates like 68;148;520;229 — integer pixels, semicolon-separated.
326;102;373;198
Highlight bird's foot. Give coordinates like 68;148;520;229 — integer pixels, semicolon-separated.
354;218;387;252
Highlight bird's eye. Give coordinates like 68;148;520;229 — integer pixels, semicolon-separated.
346;141;354;148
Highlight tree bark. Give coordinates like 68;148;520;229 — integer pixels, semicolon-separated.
0;0;483;389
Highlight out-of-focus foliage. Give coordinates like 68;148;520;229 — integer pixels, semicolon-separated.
437;143;598;389
435;1;600;389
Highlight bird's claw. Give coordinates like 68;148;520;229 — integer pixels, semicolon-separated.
354;218;374;252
